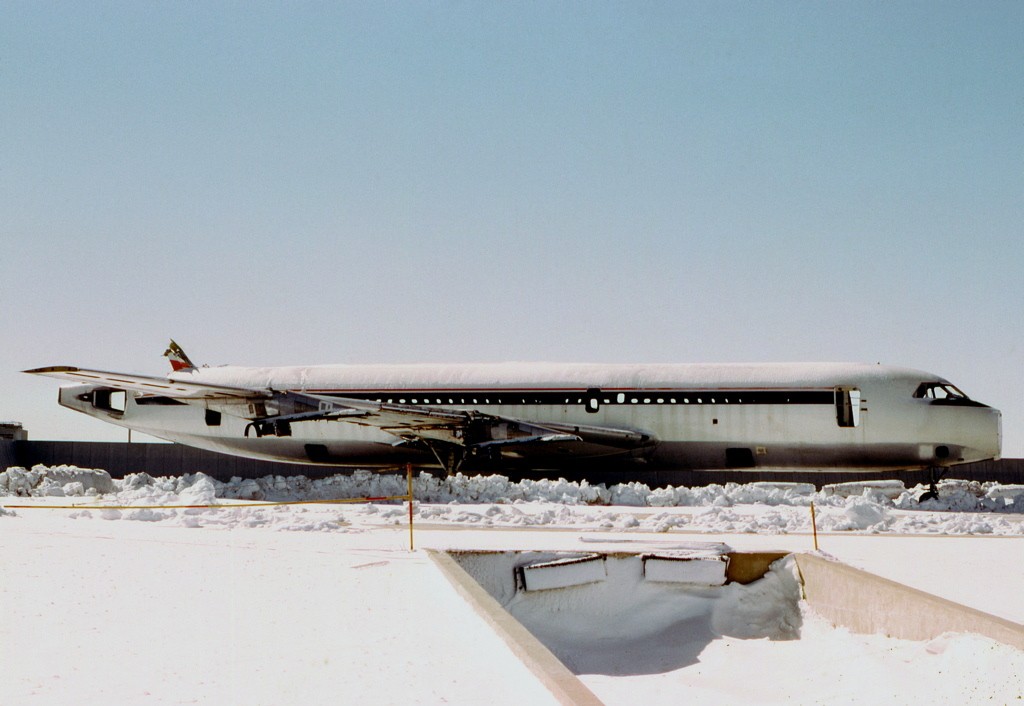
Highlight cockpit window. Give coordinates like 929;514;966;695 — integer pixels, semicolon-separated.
914;382;969;401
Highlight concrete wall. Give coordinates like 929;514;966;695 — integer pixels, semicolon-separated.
430;551;603;706
1;440;334;480
0;440;17;471
795;553;1024;649
2;439;1022;486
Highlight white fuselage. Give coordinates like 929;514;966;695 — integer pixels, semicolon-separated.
57;362;1002;474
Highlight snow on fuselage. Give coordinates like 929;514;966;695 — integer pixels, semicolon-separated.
57;362;1001;474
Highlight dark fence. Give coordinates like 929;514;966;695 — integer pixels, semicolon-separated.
2;439;1022;488
1;440;330;480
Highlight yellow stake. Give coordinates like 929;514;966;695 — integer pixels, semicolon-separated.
406;462;415;552
810;501;819;551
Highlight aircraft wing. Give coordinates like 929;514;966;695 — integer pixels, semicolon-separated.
251;390;657;467
23;366;270;400
25;366;657;470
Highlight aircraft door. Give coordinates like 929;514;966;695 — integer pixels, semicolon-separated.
585;388;601;413
835;387;861;427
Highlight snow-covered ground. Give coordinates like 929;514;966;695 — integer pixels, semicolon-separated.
2;465;1023;705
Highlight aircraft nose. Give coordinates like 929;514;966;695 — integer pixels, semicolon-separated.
974;407;1003;462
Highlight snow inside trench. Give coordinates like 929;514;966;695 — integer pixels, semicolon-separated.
451;550;803;676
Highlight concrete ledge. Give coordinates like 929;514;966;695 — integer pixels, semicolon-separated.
795;552;1024;650
428;550;604;706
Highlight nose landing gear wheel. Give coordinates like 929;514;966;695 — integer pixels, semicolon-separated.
919;467;944;503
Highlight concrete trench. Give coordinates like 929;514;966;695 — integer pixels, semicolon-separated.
431;548;1024;705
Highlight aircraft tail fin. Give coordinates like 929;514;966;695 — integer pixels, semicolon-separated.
164;339;196;372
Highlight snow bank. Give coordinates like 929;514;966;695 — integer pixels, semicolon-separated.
2;465;1022;537
5;465;1022;513
0;465;115;497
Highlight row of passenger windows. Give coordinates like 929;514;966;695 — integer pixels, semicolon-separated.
330;391;835;406
134;390;838;409
381;397;747;405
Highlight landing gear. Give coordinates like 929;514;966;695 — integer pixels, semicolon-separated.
427;444;467;477
919;466;945;503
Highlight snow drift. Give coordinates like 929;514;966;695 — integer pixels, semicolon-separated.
2;465;1022;537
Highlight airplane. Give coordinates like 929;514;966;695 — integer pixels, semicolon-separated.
25;341;1001;496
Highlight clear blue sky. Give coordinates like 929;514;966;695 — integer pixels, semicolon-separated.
2;2;1022;455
